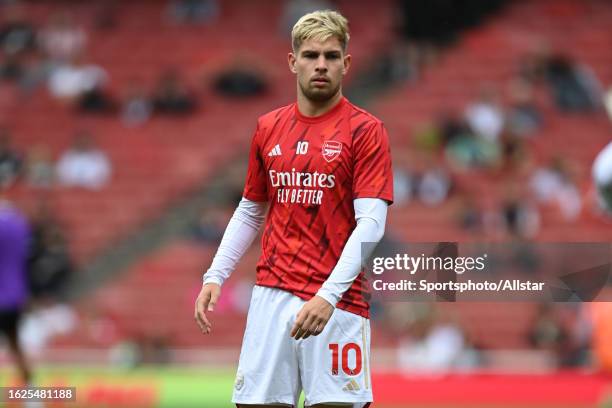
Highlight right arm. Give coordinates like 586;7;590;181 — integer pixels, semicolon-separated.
194;197;267;334
195;120;268;334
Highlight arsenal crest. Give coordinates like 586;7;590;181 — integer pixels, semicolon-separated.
322;140;342;162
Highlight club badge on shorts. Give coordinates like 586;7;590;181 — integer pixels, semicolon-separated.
322;140;342;162
234;371;244;390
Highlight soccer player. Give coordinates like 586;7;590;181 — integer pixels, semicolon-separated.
0;193;32;386
593;141;612;213
195;10;393;408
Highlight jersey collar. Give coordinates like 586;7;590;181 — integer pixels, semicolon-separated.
294;97;347;124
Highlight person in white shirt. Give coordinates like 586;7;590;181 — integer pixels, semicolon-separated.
56;132;111;190
465;86;504;143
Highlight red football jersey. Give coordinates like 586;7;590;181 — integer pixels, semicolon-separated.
243;97;393;318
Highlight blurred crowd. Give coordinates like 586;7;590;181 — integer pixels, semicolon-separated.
374;298;612;373
1;127;112;190
0;0;269;119
391;39;606;239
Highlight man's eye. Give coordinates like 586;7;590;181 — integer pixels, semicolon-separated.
326;54;340;60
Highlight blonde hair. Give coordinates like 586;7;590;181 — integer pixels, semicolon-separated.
291;10;350;53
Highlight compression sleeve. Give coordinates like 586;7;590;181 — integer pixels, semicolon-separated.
316;197;388;307
202;197;267;286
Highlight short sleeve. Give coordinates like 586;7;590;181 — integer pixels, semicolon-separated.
352;121;394;205
243;122;269;202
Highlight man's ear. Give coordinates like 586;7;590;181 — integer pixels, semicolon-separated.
343;54;352;75
288;52;297;74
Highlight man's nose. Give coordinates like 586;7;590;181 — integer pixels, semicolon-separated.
315;55;328;72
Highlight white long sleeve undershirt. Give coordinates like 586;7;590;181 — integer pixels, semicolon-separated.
202;197;388;308
202;197;267;286
315;198;387;307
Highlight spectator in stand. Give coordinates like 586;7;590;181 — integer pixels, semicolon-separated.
121;78;152;127
167;0;219;24
416;164;452;207
56;131;111;190
520;43;602;112
392;167;414;206
27;205;73;301
398;309;480;373
530;157;582;222
0;3;36;82
528;303;565;349
152;69;197;115
38;11;86;66
24;145;54;188
497;183;540;239
0;128;23;187
527;303;587;368
465;85;504;143
213;60;268;98
48;53;113;113
436;111;471;146
456;193;482;233
545;54;602;112
506;77;543;136
444;131;501;170
0;4;36;56
0;188;33;385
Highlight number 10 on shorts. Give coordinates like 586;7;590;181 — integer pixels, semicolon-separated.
328;343;362;376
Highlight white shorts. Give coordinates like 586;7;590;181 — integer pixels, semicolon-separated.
232;285;373;407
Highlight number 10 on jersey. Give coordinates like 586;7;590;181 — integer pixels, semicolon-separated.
296;141;309;155
329;343;362;376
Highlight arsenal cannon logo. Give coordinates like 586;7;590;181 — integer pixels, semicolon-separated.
322;140;342;162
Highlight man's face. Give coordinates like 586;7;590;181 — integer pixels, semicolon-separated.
288;37;351;103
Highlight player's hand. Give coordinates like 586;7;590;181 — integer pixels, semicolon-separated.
291;295;334;340
194;283;221;334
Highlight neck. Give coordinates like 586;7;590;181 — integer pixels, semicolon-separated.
296;89;343;117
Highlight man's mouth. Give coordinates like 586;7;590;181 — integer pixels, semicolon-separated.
312;77;329;84
311;77;329;85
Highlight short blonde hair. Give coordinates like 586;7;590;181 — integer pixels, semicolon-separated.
291;10;350;53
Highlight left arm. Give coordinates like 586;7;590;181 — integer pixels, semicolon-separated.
290;197;388;340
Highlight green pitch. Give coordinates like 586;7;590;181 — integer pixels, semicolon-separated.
1;366;239;407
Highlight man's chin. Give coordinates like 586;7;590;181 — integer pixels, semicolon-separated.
303;87;337;103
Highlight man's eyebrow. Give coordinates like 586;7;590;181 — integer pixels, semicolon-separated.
300;49;342;56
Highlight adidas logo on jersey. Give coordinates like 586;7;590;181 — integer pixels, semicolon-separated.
268;144;282;157
342;379;361;392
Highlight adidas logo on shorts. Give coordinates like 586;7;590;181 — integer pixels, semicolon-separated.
342;379;361;392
